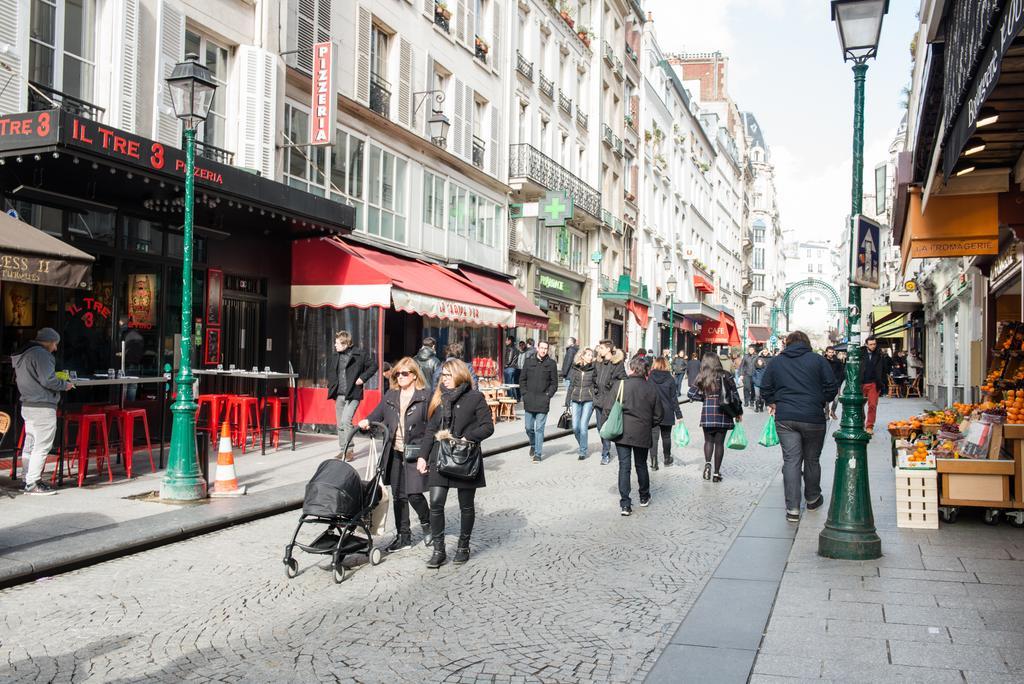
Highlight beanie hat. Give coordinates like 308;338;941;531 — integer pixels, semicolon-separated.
34;327;60;343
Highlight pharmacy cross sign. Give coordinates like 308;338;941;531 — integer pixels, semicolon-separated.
541;190;573;226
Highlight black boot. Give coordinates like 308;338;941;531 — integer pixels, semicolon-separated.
421;522;433;547
386;533;412;553
453;536;470;564
664;454;673;466
426;538;446;568
649;454;659;471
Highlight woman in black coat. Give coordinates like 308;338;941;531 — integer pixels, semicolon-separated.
648;357;683;470
420;359;494;568
612;357;664;516
360;357;432;553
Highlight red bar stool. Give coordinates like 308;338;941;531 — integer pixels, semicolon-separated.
196;394;228;444
227;396;261;454
58;412;112;486
106;408;155;477
261;396;291;448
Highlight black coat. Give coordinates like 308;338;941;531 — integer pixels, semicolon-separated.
686;359;701;385
520;354;559;413
860;348;890;391
649;370;682;426
614;376;663;448
760;342;839;425
327;347;377;401
503;344;520;370
594;351;627;410
561;345;579;379
826;357;845;385
425;384;495;489
414;347;440;389
366;387;431;495
564;363;598;405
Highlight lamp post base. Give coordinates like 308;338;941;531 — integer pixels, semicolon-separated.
160;477;208;501
818;525;882;560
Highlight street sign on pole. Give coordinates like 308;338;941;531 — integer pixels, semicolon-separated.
540;190;573;227
851;214;881;289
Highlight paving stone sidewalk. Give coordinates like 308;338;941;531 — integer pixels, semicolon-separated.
752;397;1024;683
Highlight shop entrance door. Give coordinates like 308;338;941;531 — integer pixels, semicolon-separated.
383;309;422;365
222;297;263;370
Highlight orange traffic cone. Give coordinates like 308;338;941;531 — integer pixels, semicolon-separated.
210;421;246;497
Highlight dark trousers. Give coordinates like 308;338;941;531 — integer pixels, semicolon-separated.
776;420;827;512
674;373;685;397
595;407;612;459
651;424;672;460
391;452;428;535
743;377;754;406
429;486;477;545
615;443;650;508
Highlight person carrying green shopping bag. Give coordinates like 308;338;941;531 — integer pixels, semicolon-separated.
760;331;838;523
687;353;742;483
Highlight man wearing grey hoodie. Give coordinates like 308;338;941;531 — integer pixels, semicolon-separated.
12;328;74;495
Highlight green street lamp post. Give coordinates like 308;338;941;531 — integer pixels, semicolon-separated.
819;0;887;560
667;274;678;355
160;53;218;501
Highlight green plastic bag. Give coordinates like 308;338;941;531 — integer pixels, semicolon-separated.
599;381;625;441
758;416;780;447
726;422;748;450
672;420;690;448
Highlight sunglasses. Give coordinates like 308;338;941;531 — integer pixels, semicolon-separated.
395;370;415;377
440;372;453;378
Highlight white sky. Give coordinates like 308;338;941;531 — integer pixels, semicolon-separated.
644;0;920;243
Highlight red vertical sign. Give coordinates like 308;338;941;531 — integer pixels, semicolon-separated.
310;41;334;146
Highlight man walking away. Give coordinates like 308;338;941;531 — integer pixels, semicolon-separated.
614;357;663;515
671;350;688;397
760;330;838;522
520;340;558;462
503;336;520;400
415;337;441;390
593;340;627;465
686;352;700;389
561;337;578;388
738;345;758;407
823;346;845;419
327;330;378;461
12;328;74;495
860;336;889;435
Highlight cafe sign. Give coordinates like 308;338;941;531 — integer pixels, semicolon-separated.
391;288;515;328
537;269;582;301
0;253;91;288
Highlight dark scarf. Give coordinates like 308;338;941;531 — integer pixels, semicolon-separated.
440;382;470;424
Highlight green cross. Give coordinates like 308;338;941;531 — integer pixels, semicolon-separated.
544;196;566;219
541;190;573;226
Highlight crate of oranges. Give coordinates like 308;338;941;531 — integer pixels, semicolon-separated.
1000;391;1024;424
887;420;918;439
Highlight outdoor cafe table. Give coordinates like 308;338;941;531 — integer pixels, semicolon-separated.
192;369;298;455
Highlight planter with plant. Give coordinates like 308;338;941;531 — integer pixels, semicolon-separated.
436;1;451;20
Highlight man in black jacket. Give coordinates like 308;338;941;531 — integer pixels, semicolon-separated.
823;346;845;419
738;345;758;407
860;336;890;435
520;340;559;462
327;330;378;461
761;331;839;522
594;340;627;465
561;337;579;387
415;337;440;390
503;335;520;399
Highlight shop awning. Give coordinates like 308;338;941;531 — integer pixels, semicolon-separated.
677;301;720;322
698;312;741;346
900;188;999;272
748;325;771;344
693;274;715;294
626;300;649;329
452;268;549;330
0;212;93;288
872;305;907;340
290;237;515;327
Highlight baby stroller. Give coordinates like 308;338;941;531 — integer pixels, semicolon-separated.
283;421;390;583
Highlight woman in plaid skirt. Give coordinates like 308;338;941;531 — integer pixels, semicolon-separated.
687;353;743;482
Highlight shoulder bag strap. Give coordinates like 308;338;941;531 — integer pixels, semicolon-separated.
617;379;625;403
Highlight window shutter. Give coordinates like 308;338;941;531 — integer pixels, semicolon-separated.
355;6;372;105
153;0;185;146
423;0;433;18
116;0;140;131
492;0;502;75
456;0;467;48
489;105;500;177
451;77;464;157
317;0;332;42
463;83;473;162
294;0;316;73
398;38;413;128
0;1;24;115
236;46;278;179
465;1;476;48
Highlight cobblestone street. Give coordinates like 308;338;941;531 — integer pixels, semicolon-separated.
0;405;779;683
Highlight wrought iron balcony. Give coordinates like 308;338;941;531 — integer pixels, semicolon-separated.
434;3;451;33
558;91;572;116
195;140;235;166
613;58;624;81
601;208;614;227
601;124;614;147
612;135;623;157
28;82;104;120
602;40;615;66
472;135;485;169
600;273;612;292
539;72;554;99
576;108;588;130
508;143;601;219
515;50;534;81
369;72;391;118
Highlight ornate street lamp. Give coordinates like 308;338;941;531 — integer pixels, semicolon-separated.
820;1;887;560
666;274;678;355
160;53;217;502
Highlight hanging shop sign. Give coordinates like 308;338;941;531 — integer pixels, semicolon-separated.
310;42;335;146
941;271;970;304
851;214;881;289
990;240;1020;286
536;269;583;301
540;190;574;227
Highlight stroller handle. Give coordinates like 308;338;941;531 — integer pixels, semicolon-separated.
361;420;390;442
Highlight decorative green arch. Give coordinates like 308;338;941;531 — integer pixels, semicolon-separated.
770;278;845;342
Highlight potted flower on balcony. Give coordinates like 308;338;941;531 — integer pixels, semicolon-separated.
624;113;634;128
436;1;451;20
644;129;652;143
475;36;490;58
576;26;593;47
559;2;574;29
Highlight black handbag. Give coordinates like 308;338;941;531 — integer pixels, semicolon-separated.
401;443;421;464
720;376;744;419
557;407;572;430
435;417;482;480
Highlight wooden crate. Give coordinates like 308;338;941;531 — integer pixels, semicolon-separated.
895;468;938;529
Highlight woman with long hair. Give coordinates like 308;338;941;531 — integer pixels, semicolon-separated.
359;357;432;552
421;359;494;568
564;347;598;460
648;356;682;469
687;353;742;482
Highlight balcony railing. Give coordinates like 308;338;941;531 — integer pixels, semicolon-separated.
508;143;601;219
515;50;534;81
28;82;104;120
612;135;623;157
613;58;624;80
558;90;572;116
434;2;451;32
600;273;612;292
576;108;588;130
195;140;235;166
539;72;554;99
626;43;638;64
601;124;614;147
602;40;615;66
472;135;485;169
369;72;391;118
474;37;489;64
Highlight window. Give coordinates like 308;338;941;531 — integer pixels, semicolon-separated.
330;130;365;227
817;264;823;273
185;30;229;150
750;305;762;325
753;221;765;243
423;170;446;229
371;25;389;78
753;247;764;270
30;0;97;100
283;104;327;195
365;143;407;243
752;274;764;292
807;263;812;272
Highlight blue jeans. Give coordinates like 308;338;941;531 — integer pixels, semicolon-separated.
571;400;594;456
503;367;518;400
674;373;685;397
524;411;548;457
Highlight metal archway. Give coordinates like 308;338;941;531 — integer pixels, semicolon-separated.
770;278;845;341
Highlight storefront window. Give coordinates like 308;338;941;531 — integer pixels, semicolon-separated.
12;199;63;237
291;306;380;390
167;230;207;263
119;263;161;376
423;171;445;228
68;209;114;245
330;130;365;229
62;257;115;374
164;267;204;373
122;217;163;255
365;144;407;243
283;104;326;195
422;317;500;370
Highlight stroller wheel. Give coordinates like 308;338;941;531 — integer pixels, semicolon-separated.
285;558;298;578
333;563;347;584
370;547;384;566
